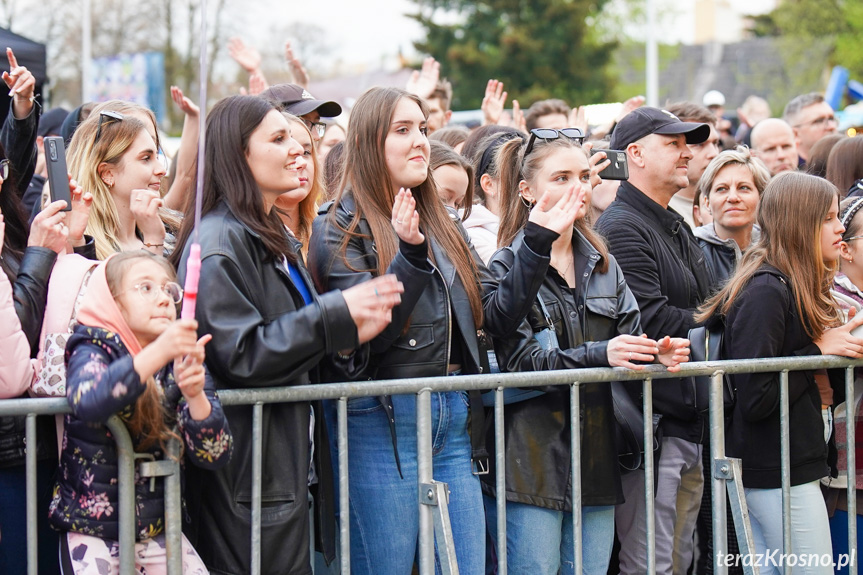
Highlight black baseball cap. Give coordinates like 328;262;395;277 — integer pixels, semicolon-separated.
260;83;342;118
610;106;711;149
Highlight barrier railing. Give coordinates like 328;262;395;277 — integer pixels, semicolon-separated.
4;355;861;575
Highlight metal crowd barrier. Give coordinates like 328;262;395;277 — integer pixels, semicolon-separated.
3;355;861;575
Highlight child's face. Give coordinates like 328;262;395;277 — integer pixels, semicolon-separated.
114;259;178;347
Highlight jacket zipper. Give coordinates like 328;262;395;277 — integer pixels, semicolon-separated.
431;263;452;374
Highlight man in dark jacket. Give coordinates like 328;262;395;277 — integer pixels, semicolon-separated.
595;107;713;575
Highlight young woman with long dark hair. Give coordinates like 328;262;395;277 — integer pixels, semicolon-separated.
698;172;863;574
172;95;403;575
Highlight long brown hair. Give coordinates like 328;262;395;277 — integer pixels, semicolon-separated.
696;171;842;338
106;251;182;453
496;136;610;274
331;87;484;325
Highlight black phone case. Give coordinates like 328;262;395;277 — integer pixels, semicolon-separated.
44;136;72;211
592;149;629;180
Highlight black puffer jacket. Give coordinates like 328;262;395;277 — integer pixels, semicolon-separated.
177;201;350;575
481;229;636;509
595;182;714;443
694;224;760;293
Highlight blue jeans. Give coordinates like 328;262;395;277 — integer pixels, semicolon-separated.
744;480;833;574
484;495;614;575
829;509;861;574
327;391;485;575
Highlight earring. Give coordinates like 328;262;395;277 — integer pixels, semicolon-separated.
103;179;113;188
520;196;533;209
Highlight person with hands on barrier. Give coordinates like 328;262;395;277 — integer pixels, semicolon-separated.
172;95;402;575
482;126;689;575
698;172;859;575
51;250;232;574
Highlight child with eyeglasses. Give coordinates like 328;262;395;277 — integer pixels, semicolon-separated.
50;250;232;574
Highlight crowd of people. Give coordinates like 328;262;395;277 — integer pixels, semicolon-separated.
0;35;862;575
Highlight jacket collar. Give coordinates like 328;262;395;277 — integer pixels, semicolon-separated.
616;181;686;236
212;200;261;239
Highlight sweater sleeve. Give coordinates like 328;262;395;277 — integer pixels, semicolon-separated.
177;367;233;470
597;213;697;338
0;268;35;398
728;280;818;422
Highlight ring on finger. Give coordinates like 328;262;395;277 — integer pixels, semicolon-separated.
628;351;632;361
374;288;380;297
395;219;404;225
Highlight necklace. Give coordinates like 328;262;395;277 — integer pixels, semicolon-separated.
554;254;574;282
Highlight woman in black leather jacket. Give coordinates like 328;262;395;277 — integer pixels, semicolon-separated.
693;146;770;291
483;131;689;575
172;95;403;575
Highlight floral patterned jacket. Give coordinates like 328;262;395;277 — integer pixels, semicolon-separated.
49;325;233;541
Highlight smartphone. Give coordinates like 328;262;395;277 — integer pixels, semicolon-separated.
44;136;72;211
591;148;629;180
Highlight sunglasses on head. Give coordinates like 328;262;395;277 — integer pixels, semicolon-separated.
524;128;585;156
94;110;125;144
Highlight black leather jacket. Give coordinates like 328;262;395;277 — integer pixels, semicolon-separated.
481;229;637;509
308;195;535;472
177;201;352;575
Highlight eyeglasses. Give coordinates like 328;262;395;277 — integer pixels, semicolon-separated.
793;115;837;129
0;159;10;180
126;280;184;304
302;117;326;138
95;111;125;143
524;128;585;156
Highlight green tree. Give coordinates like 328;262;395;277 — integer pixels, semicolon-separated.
410;0;617;110
752;0;863;103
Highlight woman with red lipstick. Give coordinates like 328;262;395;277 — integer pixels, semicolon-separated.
698;172;863;573
274;114;321;256
66;100;172;259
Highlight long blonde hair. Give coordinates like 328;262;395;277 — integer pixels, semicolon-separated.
697;172;842;338
67;101;164;259
274;115;322;256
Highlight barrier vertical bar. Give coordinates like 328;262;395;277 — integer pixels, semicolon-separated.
779;370;791;573
710;372;728;575
570;383;583;575
251;402;264;575
25;414;37;575
106;415;136;574
417;390;434;574
495;387;507;575
164;439;183;575
643;377;656;574
846;367;857;575
338;397;351;575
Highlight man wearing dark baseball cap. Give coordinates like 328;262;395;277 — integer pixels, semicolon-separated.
261;83;342;145
596;107;715;575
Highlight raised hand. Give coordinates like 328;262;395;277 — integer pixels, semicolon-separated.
583;142;611;189
656;336;690;372
616;95;646;124
29;200;69;254
607;333;660;370
511;100;527;133
527;187;583;235
405;57;440;99
227;37;262;73
3;48;35;119
170;86;199;118
568;105;588;134
481;79;508;125
66;176;93;249
391;188;424;245
248;70;269;96
342;275;404;345
284;41;310;89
